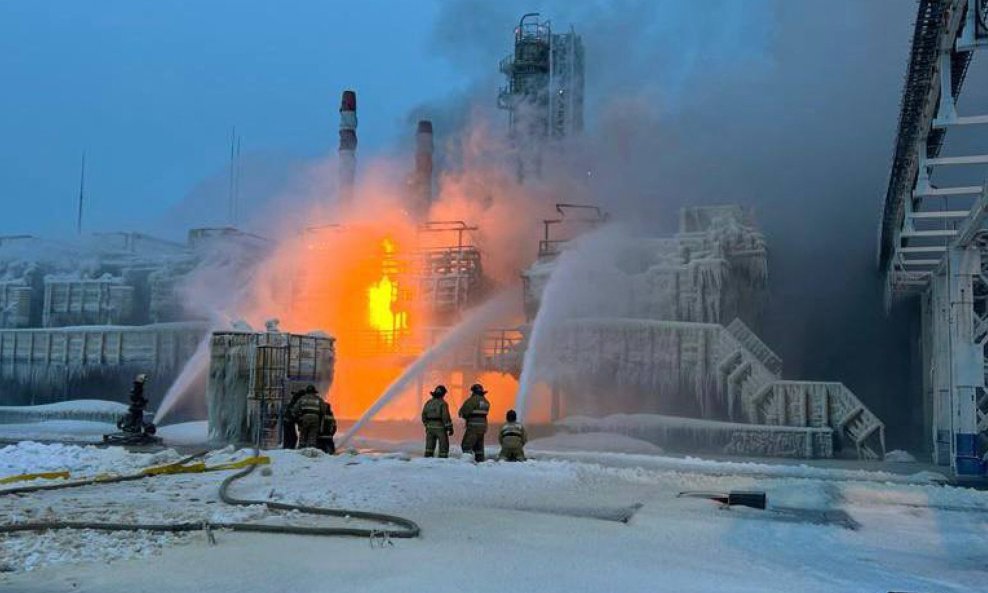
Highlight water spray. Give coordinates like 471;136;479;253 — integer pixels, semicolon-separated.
339;291;516;447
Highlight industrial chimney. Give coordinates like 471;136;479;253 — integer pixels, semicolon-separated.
413;120;434;214
338;90;357;205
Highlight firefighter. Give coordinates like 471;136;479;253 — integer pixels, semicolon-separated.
282;388;306;449
317;399;337;454
287;384;327;449
117;374;154;436
498;409;528;462
458;383;491;462
421;385;453;458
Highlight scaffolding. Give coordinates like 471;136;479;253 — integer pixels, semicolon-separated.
498;13;585;178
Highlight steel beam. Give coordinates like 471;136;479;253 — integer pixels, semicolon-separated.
927;154;988;166
900;245;948;253
900;229;958;238
909;210;971;219
934;114;988;127
913;185;983;197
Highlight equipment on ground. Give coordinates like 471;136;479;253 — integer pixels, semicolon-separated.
677;490;767;510
103;374;162;446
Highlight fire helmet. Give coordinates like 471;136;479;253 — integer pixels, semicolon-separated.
431;385;448;397
470;383;487;395
305;384;318;394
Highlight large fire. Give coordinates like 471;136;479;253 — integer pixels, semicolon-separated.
233;120;573;424
366;238;407;344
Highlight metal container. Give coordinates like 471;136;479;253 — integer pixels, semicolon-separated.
207;330;335;447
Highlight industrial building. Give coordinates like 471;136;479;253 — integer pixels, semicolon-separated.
0;229;266;409
521;204;885;459
877;0;988;479
499;13;585;179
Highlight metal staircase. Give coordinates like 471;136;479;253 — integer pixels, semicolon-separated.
749;382;886;460
717;319;782;421
718;319;886;459
725;319;782;375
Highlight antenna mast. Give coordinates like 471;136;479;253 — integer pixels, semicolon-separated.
76;151;86;235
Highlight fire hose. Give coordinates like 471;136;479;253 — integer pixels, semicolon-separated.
0;448;420;540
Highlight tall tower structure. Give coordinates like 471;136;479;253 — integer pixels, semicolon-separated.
338;90;358;206
498;13;584;180
410;120;434;216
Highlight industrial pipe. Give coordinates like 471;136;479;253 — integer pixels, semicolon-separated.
413;119;434;214
338;90;358;206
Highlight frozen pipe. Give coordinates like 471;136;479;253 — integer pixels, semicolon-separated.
338;90;357;205
414;120;434;210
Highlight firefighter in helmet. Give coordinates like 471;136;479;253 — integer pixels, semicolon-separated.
287;384;329;449
498;409;528;462
458;383;491;462
421;385;453;458
317;397;337;454
282;387;306;449
118;373;155;436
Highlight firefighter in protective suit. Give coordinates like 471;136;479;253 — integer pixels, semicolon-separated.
421;385;453;458
282;388;306;449
317;400;337;454
287;385;328;449
117;374;155;436
498;409;528;461
458;383;491;462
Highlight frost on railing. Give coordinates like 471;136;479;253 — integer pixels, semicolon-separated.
725;318;782;376
752;381;885;460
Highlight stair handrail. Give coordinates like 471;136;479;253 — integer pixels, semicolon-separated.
725;318;783;376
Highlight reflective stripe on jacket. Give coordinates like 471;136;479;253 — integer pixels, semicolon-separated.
498;422;528;447
293;393;324;417
459;394;490;425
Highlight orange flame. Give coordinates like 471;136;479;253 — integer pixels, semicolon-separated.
366;238;407;344
233;117;575;423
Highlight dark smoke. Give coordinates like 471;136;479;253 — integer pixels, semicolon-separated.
421;1;933;448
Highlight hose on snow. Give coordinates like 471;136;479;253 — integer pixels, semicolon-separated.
0;447;420;540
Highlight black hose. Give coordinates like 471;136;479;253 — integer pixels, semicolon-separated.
216;448;420;538
0;448;420;540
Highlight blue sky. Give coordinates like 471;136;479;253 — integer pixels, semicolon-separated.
0;0;464;235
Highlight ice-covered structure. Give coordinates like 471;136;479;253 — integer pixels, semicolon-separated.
0;229;267;410
207;328;335;447
523;205;768;326
525;205;885;459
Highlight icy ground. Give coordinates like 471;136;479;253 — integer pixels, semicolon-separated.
0;421;116;443
0;441;985;593
0;420;209;445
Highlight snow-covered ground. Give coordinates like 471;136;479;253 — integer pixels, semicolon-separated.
0;400;127;415
0;400;127;425
528;431;664;454
0;420;209;447
154;421;208;445
0;421;114;443
0;439;985;592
